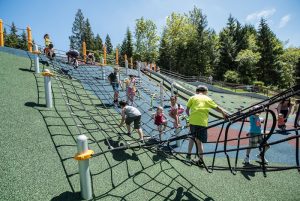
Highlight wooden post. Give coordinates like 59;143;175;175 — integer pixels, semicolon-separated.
116;48;119;65
82;41;86;63
0;19;4;46
103;45;107;65
27;26;32;52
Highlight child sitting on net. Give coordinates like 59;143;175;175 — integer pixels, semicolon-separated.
169;96;184;128
153;106;168;141
244;105;270;164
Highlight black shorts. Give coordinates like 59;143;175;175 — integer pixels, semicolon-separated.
125;115;141;129
190;125;208;143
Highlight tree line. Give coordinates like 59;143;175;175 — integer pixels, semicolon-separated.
3;22;28;50
71;7;299;88
3;7;300;88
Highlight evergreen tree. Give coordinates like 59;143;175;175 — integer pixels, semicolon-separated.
120;27;133;66
296;58;300;86
158;29;169;70
6;22;19;48
216;15;238;80
105;34;113;54
69;9;85;50
83;19;95;51
94;34;103;52
19;31;27;50
257;18;283;85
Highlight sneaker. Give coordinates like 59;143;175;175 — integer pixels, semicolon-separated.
186;154;191;161
256;154;268;164
192;158;204;166
243;156;250;164
127;133;131;137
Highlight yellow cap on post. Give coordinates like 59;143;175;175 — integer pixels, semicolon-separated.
74;149;94;160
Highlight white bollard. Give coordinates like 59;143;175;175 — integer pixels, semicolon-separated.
76;135;93;200
33;44;40;73
125;59;128;76
160;81;164;107
175;128;181;147
171;82;175;97
43;69;52;108
137;61;141;78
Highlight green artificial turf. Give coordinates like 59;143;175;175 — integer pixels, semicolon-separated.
0;50;300;201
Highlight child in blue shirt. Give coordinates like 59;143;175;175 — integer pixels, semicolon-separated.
244;106;270;164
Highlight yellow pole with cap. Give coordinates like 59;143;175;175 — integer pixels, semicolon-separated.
103;45;107;65
27;26;32;52
116;48;119;65
82;41;87;63
130;57;133;69
0;19;4;46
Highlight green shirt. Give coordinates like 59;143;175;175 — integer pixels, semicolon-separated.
186;94;218;127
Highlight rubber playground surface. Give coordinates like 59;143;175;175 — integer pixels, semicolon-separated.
0;47;299;201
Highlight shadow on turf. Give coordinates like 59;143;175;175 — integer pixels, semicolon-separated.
164;187;215;201
104;138;139;161
240;163;260;180
25;101;46;108
51;191;81;201
19;67;35;72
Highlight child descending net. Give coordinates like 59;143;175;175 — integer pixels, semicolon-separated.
169;96;185;128
153;106;168;141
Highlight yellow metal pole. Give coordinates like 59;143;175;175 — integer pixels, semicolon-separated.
82;41;87;63
130;57;133;69
116;48;119;65
27;26;32;52
103;45;107;65
0;19;4;46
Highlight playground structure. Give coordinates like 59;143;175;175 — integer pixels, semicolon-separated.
1;20;300;200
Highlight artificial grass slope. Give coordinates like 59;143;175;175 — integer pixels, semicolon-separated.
0;51;72;200
0;50;299;201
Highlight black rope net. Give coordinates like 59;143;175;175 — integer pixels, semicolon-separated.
30;52;300;199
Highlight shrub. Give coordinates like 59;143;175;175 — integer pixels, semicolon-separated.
224;70;240;83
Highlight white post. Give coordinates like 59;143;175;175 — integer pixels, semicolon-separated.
125;59;128;76
171;82;175;97
77;135;93;200
33;44;40;73
160;81;164;107
137;61;141;78
44;69;52;108
175;128;180;147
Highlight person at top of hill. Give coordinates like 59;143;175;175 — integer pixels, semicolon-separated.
186;85;228;164
44;34;51;47
108;67;121;105
66;50;79;68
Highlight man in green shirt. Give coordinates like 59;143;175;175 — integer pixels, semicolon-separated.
186;85;227;164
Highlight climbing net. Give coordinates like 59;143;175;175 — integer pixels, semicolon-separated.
37;53;300;178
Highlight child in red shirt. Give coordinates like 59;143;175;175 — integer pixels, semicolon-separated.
153;106;167;141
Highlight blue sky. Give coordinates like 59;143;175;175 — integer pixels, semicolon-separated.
1;0;299;51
